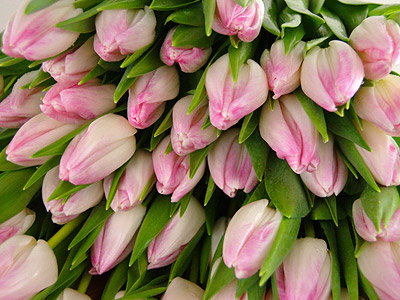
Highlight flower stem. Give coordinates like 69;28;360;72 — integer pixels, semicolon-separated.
77;271;92;294
304;219;315;238
47;214;86;249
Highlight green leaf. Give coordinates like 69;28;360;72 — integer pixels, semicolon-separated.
204;173;216;206
172;25;215;49
325;195;338;226
282;24;305;54
189;143;213;179
262;0;280;35
324;1;367;33
239;110;259;144
25;0;58;14
310;0;325;14
56;16;95;33
97;0;151;10
203;260;236;300
236;274;259;298
149;120;168;152
165;3;204;26
0;128;18;140
228;40;257;82
0;147;27;171
47;180;90;202
122;285;167;299
205;189;219;235
247;280;266;300
202;0;216;36
320;8;348;41
284;0;324;25
79;64;106;85
154;107;173;137
28;67;52;88
106;161;130;209
179;190;193;217
126;252;148;293
245;129;268;182
305;34;333;52
150;0;200;10
114;65;135;102
0;57;25;67
358;265;380;300
244;180;268;205
74;0;104;9
310;198;346;222
369;4;400;16
127;43;164;78
0;60;33;76
23;156;60;190
101;258;129;300
280;8;302;36
71;222;104;266
200;234;212;283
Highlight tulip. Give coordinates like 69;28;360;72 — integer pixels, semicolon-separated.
300;134;348;197
2;0;81;61
104;149;155;212
354;74;400;136
349;16;400;81
41;79;116;125
212;0;264;42
261;40;305;99
358;241;400;300
57;288;92;300
301;40;364;112
59;114;137;185
171;95;218;156
162;277;204;300
0;208;35;244
160;28;212;73
0;70;45;128
147;197;205;269
128;66;179;129
205;53;268;130
355;120;400;186
115;291;125;299
153;135;206;202
275;237;332;300
223;199;282;278
6;113;79;166
210;217;228;263
90;205;146;275
0;235;58;300
94;7;156;62
42;37;99;84
210;279;248;300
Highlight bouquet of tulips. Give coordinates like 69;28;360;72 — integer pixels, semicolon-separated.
1;0;400;299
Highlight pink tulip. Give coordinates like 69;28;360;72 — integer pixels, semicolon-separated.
208;128;258;197
41;79;116;125
59;114;137;185
147;197;205;269
210;279;248;300
160;28;212;73
171;95;218;156
94;7;156;62
275;238;332;300
205;53;268;130
57;288;92;300
0;208;35;245
212;0;264;42
128;66;179;129
104;149;155;212
42;37;99;84
0;70;44;128
301;40;364;112
162;277;204;300
261;40;305;99
223;199;282;278
153;135;205;202
0;235;58;300
350;16;400;81
259;94;320;174
300;134;347;197
2;0;81;61
358;241;400;300
6;113;79;167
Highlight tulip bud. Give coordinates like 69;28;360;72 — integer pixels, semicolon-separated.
2;0;82;61
41;79;116;125
261;40;305;99
57;288;91;300
104;149;155;212
210;279;248;300
275;238;332;300
42;37;99;84
223;199;282;278
153;136;205;202
259;94;320;174
171;95;218;156
212;0;264;42
301;40;364;112
0;71;45;128
90;205;146;275
0;208;35;244
354;74;400;136
148;197;205;269
300;134;348;197
115;291;126;299
208;128;258;197
94;7;156;62
160;28;212;73
162;277;204;300
128;66;179;129
205;54;268;130
0;235;58;300
6;113;79;167
350;16;400;81
59;114;137;185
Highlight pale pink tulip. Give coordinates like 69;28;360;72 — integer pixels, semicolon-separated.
0;208;35;244
59;114;137;185
57;288;92;300
205;54;268;130
210;279;248;300
162;277;204;300
301;40;364;112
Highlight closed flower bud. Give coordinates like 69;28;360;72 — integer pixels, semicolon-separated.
162;277;204;300
259;94;320;174
148;197;205;269
350;16;400;81
0;235;58;300
261;40;305;99
2;0;81;61
208;128;258;197
6;113;79;166
94;7;156;62
0;208;35;244
223;199;282;278
0;71;44;128
301;41;364;112
212;0;264;42
57;288;91;300
205;54;268;130
59;114;137;185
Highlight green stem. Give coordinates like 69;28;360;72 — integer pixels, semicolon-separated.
47;214;86;249
304;219;315;238
77;271;92;294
